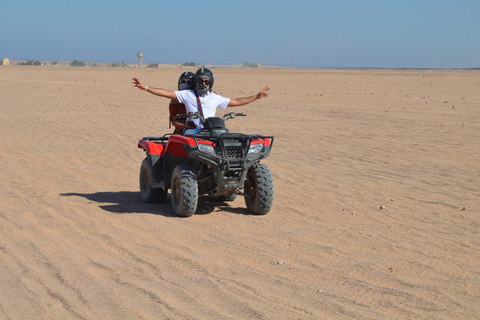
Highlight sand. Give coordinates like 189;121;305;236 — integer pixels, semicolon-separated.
1;65;479;319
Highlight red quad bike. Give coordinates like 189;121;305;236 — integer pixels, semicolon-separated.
137;112;274;217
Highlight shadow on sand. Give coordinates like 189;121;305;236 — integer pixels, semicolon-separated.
60;191;252;217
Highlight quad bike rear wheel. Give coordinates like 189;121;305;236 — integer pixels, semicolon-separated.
140;158;167;203
171;163;198;217
244;164;274;215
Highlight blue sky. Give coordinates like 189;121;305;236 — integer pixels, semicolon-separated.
1;0;479;68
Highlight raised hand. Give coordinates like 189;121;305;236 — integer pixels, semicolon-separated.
132;77;145;90
256;86;270;100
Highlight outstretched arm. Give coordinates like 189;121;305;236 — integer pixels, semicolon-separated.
227;86;270;107
132;77;177;100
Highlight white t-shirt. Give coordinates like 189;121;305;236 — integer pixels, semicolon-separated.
175;90;230;128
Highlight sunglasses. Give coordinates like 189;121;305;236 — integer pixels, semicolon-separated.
198;79;210;85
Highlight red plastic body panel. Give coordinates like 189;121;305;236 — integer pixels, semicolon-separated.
251;137;272;146
166;134;197;146
137;140;166;156
138;134;272;157
165;139;188;157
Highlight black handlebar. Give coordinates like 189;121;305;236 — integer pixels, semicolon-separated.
175;112;246;121
222;112;246;120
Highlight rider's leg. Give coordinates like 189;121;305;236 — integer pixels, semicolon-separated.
183;128;201;135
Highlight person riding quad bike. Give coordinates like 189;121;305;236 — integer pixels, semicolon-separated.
133;68;274;217
132;67;270;131
169;71;194;134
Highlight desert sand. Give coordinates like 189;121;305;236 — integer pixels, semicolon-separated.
1;65;479;319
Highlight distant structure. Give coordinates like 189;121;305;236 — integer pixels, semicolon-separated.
1;58;9;66
243;61;260;68
137;52;143;68
148;63;160;68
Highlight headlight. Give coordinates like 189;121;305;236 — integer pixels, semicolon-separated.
248;143;264;155
198;144;216;155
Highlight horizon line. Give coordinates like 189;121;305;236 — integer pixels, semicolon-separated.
3;58;479;71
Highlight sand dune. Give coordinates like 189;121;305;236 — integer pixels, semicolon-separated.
1;66;479;319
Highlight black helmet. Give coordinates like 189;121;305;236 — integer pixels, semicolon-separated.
178;71;195;90
194;67;214;96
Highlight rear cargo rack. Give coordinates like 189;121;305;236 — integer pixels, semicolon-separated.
142;134;172;142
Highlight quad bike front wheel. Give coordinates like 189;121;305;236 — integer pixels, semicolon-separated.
244;164;274;215
139;158;167;203
171;163;198;217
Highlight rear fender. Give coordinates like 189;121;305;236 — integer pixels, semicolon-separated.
138;140;167;188
138;140;166;156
